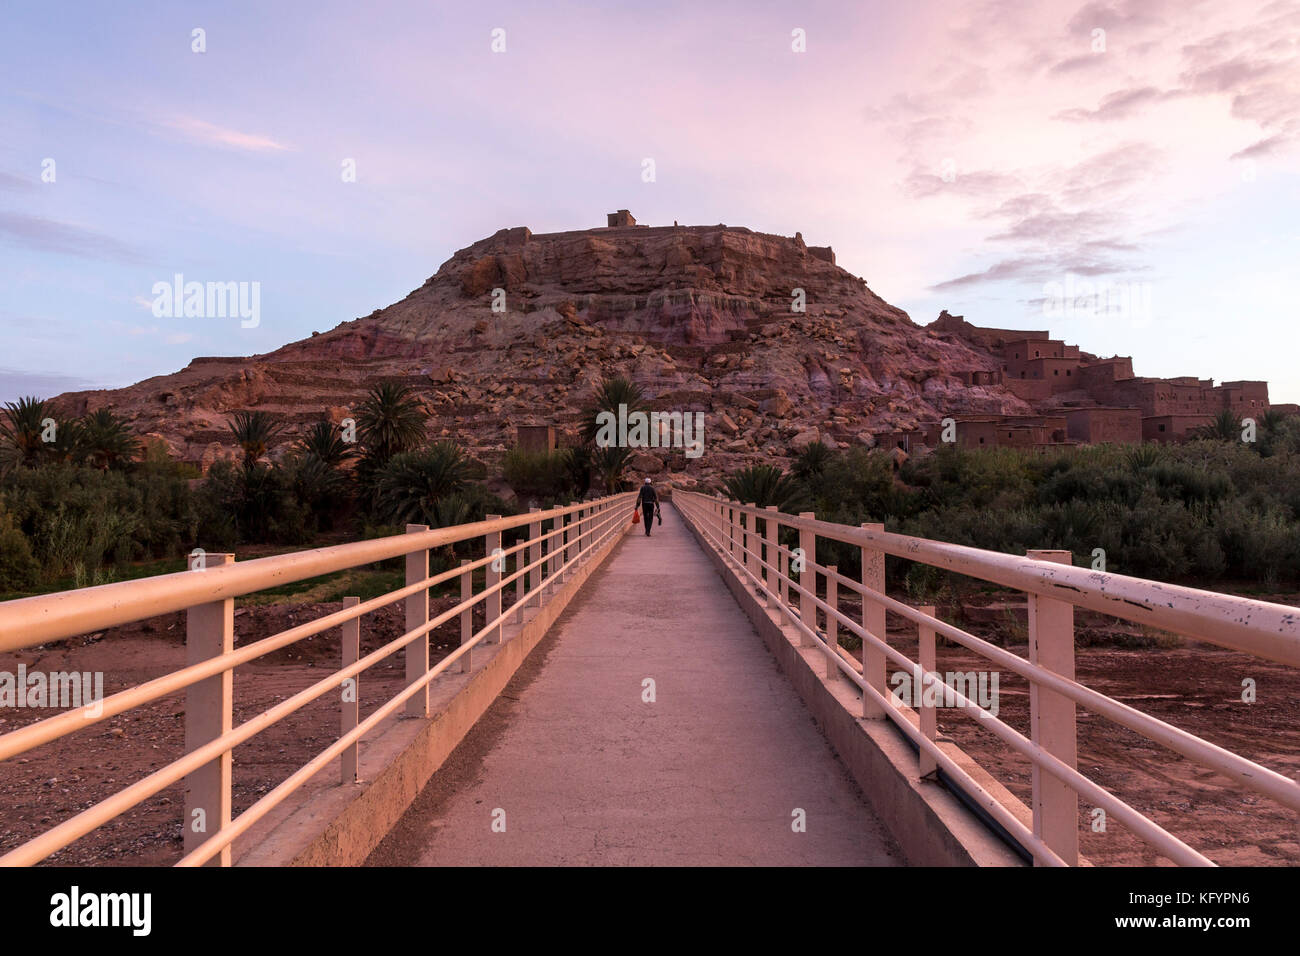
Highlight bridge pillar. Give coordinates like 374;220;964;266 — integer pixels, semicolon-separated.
1027;549;1079;866
184;551;235;866
764;506;780;609
404;525;430;717
797;513;815;647
528;507;542;607
486;516;503;642
860;523;887;719
341;595;360;785
917;605;938;777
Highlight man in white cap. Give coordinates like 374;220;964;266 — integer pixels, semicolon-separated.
636;478;659;537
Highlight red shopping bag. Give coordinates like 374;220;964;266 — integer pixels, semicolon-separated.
632;508;641;525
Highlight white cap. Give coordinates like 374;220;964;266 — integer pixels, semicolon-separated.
644;478;651;483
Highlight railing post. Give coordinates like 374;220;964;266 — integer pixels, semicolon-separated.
1027;549;1079;866
917;604;938;778
485;515;502;643
405;524;430;717
565;503;576;568
528;507;542;607
728;501;738;562
797;513;815;647
825;565;839;681
744;503;758;582
764;506;779;609
341;595;360;785
860;522;887;719
460;559;474;672
184;551;235;866
515;540;525;623
548;515;560;582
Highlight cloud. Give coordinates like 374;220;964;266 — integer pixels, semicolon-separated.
0;211;142;263
1055;86;1169;121
0;171;35;191
904;167;1023;199
159;116;293;153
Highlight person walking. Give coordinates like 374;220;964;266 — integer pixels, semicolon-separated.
637;478;659;537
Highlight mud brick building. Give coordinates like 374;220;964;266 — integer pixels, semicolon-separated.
910;312;1281;450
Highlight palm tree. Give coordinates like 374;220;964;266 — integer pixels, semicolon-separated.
591;445;633;493
792;440;834;481
562;444;592;496
581;375;648;445
296;419;353;469
79;408;141;470
1125;443;1163;472
1189;409;1240;442
1258;408;1288;433
0;396;56;468
228;410;285;466
375;441;470;526
720;465;810;514
356;381;427;470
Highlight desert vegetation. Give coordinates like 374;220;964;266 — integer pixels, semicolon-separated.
724;411;1300;592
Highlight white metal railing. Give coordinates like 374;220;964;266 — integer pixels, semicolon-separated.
675;491;1300;867
0;492;636;866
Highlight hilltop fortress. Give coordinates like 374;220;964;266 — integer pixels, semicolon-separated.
879;311;1294;452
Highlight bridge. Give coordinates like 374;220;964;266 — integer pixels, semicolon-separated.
1;491;1297;867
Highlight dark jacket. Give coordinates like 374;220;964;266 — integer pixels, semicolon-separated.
637;484;657;510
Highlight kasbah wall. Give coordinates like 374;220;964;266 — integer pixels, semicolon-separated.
876;311;1295;454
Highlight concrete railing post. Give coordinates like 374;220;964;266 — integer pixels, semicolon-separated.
341;595;360;785
565;503;576;568
548;515;560;583
184;551;235;866
1028;549;1079;866
825;565;839;681
405;524;430;717
485;515;502;643
514;540;525;624
917;604;938;778
744;503;758;582
528;507;542;607
764;506;779;609
860;522;887;719
460;559;473;672
797;513;815;647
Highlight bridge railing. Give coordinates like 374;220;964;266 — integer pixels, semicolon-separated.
0;492;636;866
675;490;1300;867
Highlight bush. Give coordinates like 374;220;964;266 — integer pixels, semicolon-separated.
0;504;38;591
503;448;571;502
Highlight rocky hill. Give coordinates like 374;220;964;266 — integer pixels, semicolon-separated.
54;217;1030;485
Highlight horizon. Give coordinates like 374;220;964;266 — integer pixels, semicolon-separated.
2;0;1299;404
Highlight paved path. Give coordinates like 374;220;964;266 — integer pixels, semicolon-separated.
412;502;901;866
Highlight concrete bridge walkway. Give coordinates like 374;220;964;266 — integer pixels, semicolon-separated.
394;502;902;866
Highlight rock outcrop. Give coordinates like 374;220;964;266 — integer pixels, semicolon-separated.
52;219;1032;483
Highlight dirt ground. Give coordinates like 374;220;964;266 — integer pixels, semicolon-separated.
0;596;477;866
892;632;1300;866
1;585;1296;867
